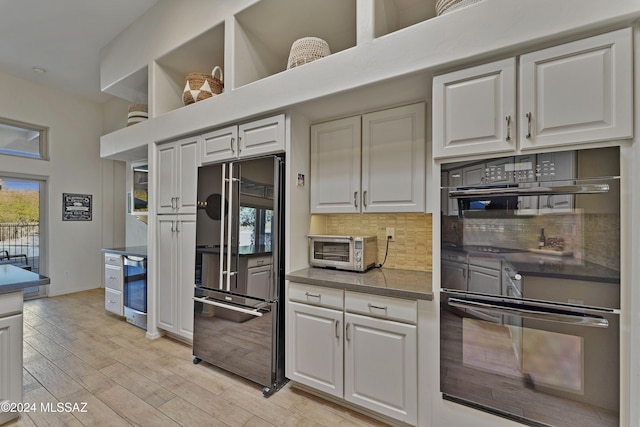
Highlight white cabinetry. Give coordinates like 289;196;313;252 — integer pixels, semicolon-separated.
245;257;272;301
157;137;198;214
311;103;425;213
0;292;22;425
287;283;418;425
519;28;632;150
104;252;123;315
201;114;285;165
157;215;196;340
433;58;516;158
433;28;632;158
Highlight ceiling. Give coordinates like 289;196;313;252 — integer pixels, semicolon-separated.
0;0;158;104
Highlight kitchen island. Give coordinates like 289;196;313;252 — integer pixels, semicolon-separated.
0;265;50;425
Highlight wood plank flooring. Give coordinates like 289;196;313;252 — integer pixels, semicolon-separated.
6;288;388;427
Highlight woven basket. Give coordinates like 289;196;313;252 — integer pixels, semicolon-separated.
287;37;331;69
436;0;483;15
183;66;223;105
127;104;148;126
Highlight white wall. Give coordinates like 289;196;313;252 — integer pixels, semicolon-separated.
0;71;111;296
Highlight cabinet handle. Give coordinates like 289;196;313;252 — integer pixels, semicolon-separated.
346;323;351;341
305;292;321;299
230;137;235;154
238;137;242;154
368;303;388;312
363;190;367;208
108;300;116;304
525;112;532;138
354;191;358;209
175;197;179;209
505;115;511;142
175;221;180;233
335;320;340;339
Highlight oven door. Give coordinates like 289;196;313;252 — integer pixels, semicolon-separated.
309;235;353;268
440;291;619;427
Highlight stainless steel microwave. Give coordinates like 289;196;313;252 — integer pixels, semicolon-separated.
308;235;377;272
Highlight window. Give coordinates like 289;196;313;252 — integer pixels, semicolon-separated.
240;206;273;248
0;117;48;160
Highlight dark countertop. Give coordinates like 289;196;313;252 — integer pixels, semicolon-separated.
0;265;51;294
197;245;272;257
102;246;147;257
442;246;619;284
286;267;433;301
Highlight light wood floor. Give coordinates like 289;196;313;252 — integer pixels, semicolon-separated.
6;288;388;427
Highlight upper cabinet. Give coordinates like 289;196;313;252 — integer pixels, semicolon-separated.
201;114;285;165
519;28;633;150
433;28;633;158
433;58;517;158
157;137;199;215
311;103;425;214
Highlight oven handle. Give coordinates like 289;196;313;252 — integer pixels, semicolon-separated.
447;298;609;328
193;296;263;317
449;183;609;198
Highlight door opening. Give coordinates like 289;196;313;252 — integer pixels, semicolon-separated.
0;176;46;299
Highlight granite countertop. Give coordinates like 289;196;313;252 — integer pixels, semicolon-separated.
442;246;619;284
286;267;433;300
0;264;51;294
197;245;272;257
102;246;147;257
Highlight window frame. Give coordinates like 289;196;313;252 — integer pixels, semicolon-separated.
0;116;49;160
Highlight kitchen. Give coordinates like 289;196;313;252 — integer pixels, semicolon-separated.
2;1;640;426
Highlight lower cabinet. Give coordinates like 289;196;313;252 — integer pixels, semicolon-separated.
104;252;123;315
0;293;22;425
287;282;418;425
157;215;196;341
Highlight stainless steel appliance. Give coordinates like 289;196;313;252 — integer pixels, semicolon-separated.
193;155;287;396
123;255;147;330
440;146;620;427
308;235;377;272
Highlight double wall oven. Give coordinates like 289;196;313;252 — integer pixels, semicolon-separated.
440;147;620;427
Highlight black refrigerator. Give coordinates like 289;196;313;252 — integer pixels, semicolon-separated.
192;155;286;396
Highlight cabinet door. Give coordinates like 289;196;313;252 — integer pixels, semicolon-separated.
537;151;575;210
157;217;177;332
362;103;425;213
288;301;343;397
0;313;22;426
246;264;271;301
520;28;632;150
462;163;486;185
201;126;238;164
442;260;467;291
239;114;285;158
344;312;417;425
433;57;516;158
447;168;462;216
176;138;198;214
310;116;361;213
176;216;196;340
157;143;177;214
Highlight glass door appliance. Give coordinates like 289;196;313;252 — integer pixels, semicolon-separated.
440;146;621;427
123;255;147;330
193;155;286;396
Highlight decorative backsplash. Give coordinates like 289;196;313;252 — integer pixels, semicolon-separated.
311;213;433;272
443;212;619;271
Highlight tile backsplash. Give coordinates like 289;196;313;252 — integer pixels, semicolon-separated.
311;213;432;272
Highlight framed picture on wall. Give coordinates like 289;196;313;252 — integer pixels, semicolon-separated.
62;193;92;221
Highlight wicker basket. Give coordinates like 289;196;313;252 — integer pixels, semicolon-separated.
436;0;483;15
183;66;224;106
287;37;331;69
127;104;148;126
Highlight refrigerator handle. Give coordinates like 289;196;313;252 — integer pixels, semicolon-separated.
225;162;235;292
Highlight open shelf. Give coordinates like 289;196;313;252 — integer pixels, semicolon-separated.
153;22;225;116
102;66;148;105
374;0;438;39
233;0;357;89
